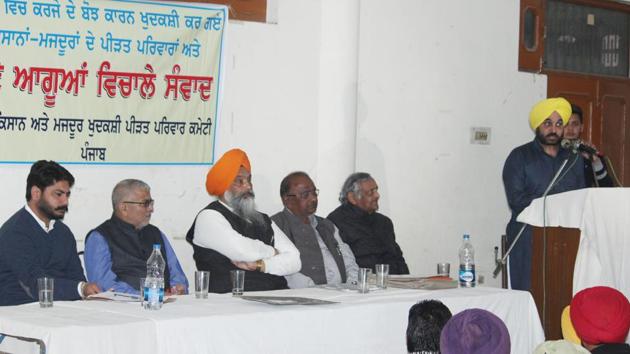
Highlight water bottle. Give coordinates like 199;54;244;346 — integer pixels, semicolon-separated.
458;234;476;288
145;244;165;310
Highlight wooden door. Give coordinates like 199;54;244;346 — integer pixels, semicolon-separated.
599;80;630;186
531;226;580;340
547;74;597;142
548;73;630;185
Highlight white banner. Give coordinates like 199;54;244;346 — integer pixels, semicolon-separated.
0;0;227;164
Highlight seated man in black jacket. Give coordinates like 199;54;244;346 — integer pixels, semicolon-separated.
327;172;409;274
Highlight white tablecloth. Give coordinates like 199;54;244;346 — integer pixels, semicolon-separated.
0;287;543;354
517;188;630;299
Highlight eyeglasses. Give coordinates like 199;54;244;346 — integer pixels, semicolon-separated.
123;199;154;208
286;189;319;200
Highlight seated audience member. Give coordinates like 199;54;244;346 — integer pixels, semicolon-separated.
570;286;630;354
272;172;358;288
406;300;452;354
186;149;301;293
564;104;613;187
534;340;590;354
440;308;510;354
0;160;100;306
327;172;409;274
561;305;581;345
84;179;188;295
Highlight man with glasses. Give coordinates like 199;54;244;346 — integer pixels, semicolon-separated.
84;179;188;295
186;148;300;293
327;172;409;274
502;97;586;291
272;172;358;288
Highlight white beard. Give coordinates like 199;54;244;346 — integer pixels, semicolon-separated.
224;189;265;226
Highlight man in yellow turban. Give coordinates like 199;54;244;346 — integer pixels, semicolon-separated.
185;148;301;293
502;97;586;291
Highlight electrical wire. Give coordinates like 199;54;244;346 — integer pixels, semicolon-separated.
604;155;623;187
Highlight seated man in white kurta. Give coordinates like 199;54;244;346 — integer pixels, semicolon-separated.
186;148;301;293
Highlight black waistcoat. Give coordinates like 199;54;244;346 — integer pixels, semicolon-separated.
186;201;288;293
87;215;171;290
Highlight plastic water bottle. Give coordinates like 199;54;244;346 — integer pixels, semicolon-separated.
145;244;165;310
458;234;476;288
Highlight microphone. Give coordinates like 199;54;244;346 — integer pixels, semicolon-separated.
561;139;598;155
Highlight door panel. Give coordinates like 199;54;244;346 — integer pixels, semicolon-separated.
547;73;597;141
599;80;630;185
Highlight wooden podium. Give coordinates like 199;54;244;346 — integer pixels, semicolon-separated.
530;226;580;339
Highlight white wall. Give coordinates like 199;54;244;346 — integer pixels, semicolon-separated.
0;0;360;282
356;0;546;286
0;0;546;286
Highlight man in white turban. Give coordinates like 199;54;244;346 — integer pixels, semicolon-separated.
502;97;586;291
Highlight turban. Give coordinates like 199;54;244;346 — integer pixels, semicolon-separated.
533;340;589;354
440;308;510;354
561;306;581;344
529;97;572;130
570;286;630;345
205;148;251;196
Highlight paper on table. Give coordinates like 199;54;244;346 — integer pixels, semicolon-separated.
386;275;458;290
87;291;178;303
87;291;141;302
240;296;337;305
319;283;381;292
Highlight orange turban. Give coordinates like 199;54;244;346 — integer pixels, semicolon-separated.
529;97;572;130
570;286;630;345
205;148;251;196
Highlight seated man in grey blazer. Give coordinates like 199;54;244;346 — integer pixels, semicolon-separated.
272;172;358;288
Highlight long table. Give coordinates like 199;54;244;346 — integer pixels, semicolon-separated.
0;286;544;354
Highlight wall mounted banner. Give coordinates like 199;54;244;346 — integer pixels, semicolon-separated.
0;0;226;164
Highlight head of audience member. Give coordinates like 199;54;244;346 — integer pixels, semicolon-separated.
280;171;319;224
533;339;590;354
439;308;510;354
529;97;572;147
561;305;581;345
570;286;630;350
564;104;584;141
205;148;263;225
406;300;452;354
339;172;380;214
112;179;154;230
25;160;75;225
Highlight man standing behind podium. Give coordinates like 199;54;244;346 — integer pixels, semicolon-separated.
502;97;586;291
564;103;613;188
0;160;101;306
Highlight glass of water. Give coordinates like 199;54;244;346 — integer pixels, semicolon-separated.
38;277;54;308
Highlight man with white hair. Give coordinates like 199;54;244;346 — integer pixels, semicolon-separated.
84;179;188;295
186;148;301;293
327;172;409;274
